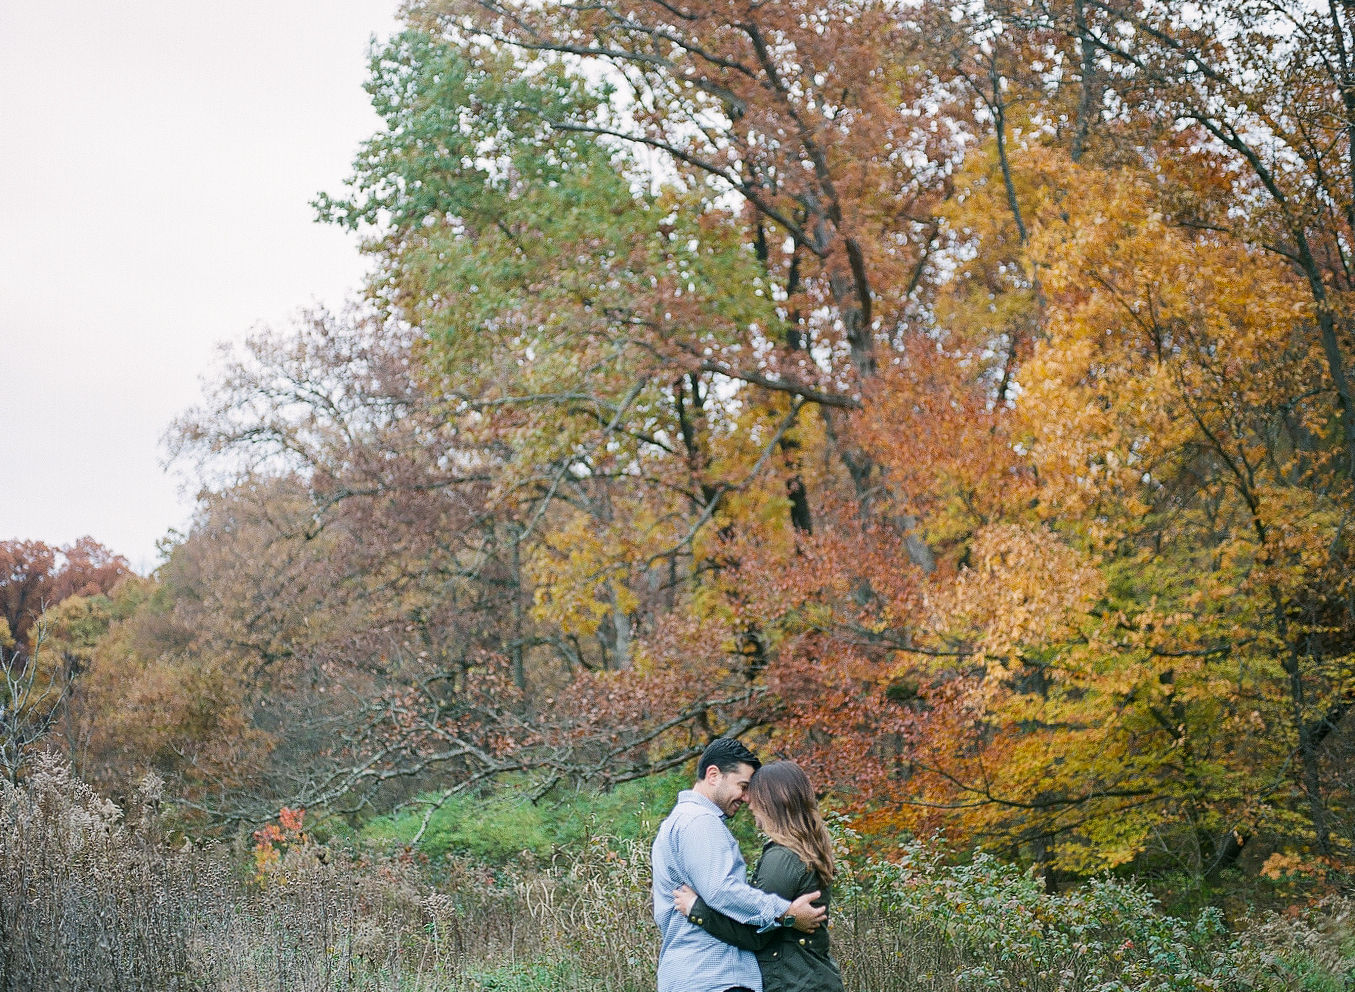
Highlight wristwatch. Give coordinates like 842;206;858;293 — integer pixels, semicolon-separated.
780;910;796;928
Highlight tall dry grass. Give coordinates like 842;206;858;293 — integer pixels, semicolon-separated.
2;758;1351;992
0;757;652;991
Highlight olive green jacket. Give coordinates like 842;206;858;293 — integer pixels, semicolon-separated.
687;841;844;992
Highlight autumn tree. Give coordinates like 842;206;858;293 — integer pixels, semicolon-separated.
56;0;1354;884
0;539;129;662
0;541;56;662
865;155;1349;877
942;0;1355;870
0;538;129;781
806;14;1355;871
303;3;983;783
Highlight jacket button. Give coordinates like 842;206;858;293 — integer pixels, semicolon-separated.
799;938;806;946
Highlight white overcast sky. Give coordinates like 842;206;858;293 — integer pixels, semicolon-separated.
1;0;400;572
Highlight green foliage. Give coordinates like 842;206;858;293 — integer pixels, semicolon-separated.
837;841;1355;992
361;770;772;869
841;845;1246;992
315;30;610;237
461;962;579;992
362;770;691;863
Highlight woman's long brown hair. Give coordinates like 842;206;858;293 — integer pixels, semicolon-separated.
748;761;836;885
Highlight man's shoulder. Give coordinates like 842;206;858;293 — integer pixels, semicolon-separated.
657;793;715;838
666;791;721;823
660;793;729;847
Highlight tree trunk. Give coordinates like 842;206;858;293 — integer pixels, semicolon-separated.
1070;0;1101;163
1282;642;1333;855
1035;837;1058;894
511;535;526;694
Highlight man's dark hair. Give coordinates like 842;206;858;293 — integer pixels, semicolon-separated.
698;738;761;779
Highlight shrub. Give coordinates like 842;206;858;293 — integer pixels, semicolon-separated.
359;771;697;865
831;845;1235;992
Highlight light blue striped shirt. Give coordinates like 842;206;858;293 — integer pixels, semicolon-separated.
651;790;791;992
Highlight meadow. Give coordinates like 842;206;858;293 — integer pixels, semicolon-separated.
2;757;1351;992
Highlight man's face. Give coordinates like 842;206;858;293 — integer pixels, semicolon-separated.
708;762;756;817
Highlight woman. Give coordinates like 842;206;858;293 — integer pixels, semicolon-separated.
673;760;844;992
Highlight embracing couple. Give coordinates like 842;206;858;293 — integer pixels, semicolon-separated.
651;738;843;992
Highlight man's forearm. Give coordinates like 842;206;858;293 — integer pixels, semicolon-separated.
697;879;790;928
686;896;779;950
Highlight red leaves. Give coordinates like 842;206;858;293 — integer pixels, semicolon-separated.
0;537;128;658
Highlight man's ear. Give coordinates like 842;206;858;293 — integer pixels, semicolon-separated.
702;763;722;785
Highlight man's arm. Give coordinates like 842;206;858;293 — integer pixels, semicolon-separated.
685;897;775;951
673;815;790;929
683;846;826;943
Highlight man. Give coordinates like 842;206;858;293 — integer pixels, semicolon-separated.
652;738;826;992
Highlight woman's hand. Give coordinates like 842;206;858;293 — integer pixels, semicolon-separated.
673;884;698;918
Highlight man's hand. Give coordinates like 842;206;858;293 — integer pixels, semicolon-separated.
786;891;826;933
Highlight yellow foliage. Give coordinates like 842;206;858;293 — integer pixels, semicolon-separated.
1023;160;1317;537
925;523;1105;666
528;510;639;639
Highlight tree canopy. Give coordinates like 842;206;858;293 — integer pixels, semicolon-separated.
20;0;1355;889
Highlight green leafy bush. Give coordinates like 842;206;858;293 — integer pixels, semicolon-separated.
836;845;1234;992
361;771;695;863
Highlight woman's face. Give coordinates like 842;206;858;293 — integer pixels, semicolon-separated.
749;794;769;834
